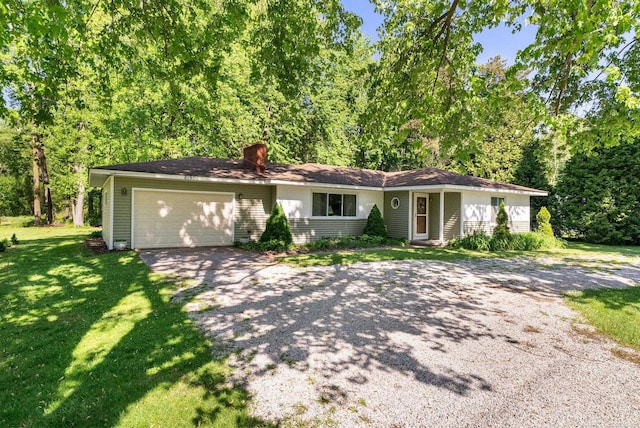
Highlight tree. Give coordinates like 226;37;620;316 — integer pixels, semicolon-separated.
536;207;554;237
553;139;640;244
260;203;293;246
363;205;387;237
493;201;511;242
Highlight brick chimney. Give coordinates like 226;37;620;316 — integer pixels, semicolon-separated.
243;142;267;173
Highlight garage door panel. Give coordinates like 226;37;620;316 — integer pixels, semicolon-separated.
133;190;234;249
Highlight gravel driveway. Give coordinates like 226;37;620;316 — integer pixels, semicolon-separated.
140;248;640;427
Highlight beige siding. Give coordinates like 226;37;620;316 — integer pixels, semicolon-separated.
428;193;440;240
509;221;530;233
113;177;274;245
444;192;461;240
464;221;492;235
289;219;367;244
384;191;409;239
464;220;530;235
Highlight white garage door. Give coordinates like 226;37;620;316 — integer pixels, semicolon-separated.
132;189;234;249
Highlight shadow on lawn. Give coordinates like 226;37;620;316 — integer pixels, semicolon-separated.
0;234;269;427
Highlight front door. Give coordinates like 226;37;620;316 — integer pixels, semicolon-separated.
414;194;428;239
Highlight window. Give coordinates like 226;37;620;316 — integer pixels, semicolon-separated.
491;197;505;223
390;197;400;210
312;193;357;217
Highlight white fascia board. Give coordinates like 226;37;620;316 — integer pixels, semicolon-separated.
384;184;548;196
88;168;546;196
88;169;271;186
269;179;383;191
87;169;384;191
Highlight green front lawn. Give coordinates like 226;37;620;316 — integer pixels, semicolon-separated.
280;246;484;267
0;225;266;427
281;241;640;267
566;286;640;350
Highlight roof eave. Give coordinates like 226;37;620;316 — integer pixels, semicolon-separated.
384;183;548;196
88;168;547;196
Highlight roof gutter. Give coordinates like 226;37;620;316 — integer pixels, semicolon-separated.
88;169;547;196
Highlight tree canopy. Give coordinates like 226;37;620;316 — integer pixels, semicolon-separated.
0;0;638;236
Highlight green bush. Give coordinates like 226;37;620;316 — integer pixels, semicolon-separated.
0;239;8;252
260;203;293;246
450;231;491;251
89;230;102;239
86;213;101;227
235;239;289;253
363;204;387;237
493;201;511;241
536;206;554;237
452;231;565;252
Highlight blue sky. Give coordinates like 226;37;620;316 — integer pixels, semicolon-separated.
340;0;537;65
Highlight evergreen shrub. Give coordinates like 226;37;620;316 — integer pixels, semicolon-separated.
260;203;293;246
536;206;554;237
492;201;511;242
363;204;387;237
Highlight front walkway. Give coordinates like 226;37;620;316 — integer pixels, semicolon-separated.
140;248;640;427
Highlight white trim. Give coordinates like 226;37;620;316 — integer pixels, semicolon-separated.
109;176;114;250
459;191;464;238
439;190;444;243
412;193;429;240
407;191;413;240
390;196;400;210
88;169;384;191
131;187;235;249
385;183;547;196
89;169;547;196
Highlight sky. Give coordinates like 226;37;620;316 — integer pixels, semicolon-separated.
340;0;537;66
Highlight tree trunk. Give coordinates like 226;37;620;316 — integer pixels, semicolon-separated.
72;165;85;227
32;136;42;225
64;196;71;219
45;186;53;224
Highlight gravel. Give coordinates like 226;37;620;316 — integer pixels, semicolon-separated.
142;249;640;427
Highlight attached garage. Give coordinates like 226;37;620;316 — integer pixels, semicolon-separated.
132;188;234;249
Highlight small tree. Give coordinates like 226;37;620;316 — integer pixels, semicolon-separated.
260;203;293;245
492;201;511;242
363;204;387;237
536;206;554;237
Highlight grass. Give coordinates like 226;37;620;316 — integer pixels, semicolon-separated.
565;286;640;351
0;224;268;427
280;240;640;267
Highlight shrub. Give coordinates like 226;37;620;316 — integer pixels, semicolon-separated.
260;203;292;246
363;204;387;237
89;230;102;239
450;230;491;251
0;239;8;252
492;201;511;242
235;239;289;253
86;214;101;227
10;234;18;245
452;231;565;252
536;206;554;237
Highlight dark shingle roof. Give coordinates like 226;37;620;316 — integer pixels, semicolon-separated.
92;157;545;193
